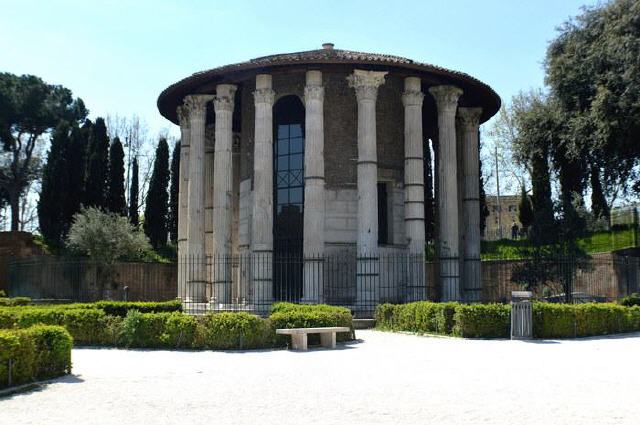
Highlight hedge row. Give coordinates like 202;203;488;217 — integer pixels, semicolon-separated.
0;297;31;307
376;301;640;339
0;325;73;389
0;302;354;349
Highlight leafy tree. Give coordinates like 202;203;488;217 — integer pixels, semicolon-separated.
511;91;558;245
144;138;170;249
84;117;109;208
169;141;180;243
546;0;640;201
518;184;534;232
129;157;139;227
107;137;126;215
37;122;72;245
0;72;87;230
67;207;151;264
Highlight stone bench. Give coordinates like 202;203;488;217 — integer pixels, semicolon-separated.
276;327;351;350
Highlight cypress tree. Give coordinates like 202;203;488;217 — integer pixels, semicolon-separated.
144;138;170;249
66;120;91;223
518;185;534;232
84;117;110;208
38;122;72;245
107;137;127;215
169;142;180;243
129;157;139;227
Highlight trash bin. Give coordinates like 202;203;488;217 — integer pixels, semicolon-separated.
511;291;532;340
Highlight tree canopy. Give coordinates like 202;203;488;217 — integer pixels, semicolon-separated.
0;72;87;230
545;0;640;199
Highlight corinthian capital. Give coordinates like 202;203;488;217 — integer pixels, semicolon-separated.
304;85;325;103
347;69;387;102
253;88;275;106
456;107;483;130
428;85;463;114
213;84;237;113
183;94;214;115
176;105;190;128
402;90;424;107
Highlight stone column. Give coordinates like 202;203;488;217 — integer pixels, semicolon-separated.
176;105;191;301
458;107;483;302
402;77;426;301
211;84;237;305
303;70;325;303
184;94;213;302
252;75;275;311
428;85;463;302
348;69;387;313
402;77;426;252
204;126;215;301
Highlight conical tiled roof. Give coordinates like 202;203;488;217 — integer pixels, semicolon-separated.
157;46;500;124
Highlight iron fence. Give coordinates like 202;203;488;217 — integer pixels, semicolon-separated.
7;253;639;318
176;252;427;317
480;254;640;303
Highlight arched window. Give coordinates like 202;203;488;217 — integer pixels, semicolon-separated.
272;95;305;300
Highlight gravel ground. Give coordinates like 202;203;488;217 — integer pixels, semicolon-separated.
1;330;639;425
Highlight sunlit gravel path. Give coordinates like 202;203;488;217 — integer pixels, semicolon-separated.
2;330;639;425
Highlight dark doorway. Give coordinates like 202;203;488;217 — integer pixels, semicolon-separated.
273;95;305;301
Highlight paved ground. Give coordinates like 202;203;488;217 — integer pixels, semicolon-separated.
1;330;639;425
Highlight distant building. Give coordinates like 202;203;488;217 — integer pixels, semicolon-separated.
484;195;520;240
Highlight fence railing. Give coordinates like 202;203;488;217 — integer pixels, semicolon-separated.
8;253;638;317
176;252;427;317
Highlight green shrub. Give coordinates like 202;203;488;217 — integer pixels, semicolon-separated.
93;300;182;317
453;304;510;338
0;306;108;345
120;310;197;349
0;290;6;297
374;301;458;335
0;297;31;306
197;312;273;349
619;293;640;307
0;325;72;389
269;304;353;345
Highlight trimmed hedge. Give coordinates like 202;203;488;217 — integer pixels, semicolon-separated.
0;297;31;307
0;302;354;350
532;302;640;338
376;301;640;339
269;303;353;344
453;304;510;338
375;301;457;335
0;325;72;389
0;306;109;345
93;300;182;317
619;293;640;307
196;312;274;349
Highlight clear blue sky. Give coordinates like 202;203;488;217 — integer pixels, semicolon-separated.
0;0;598;137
